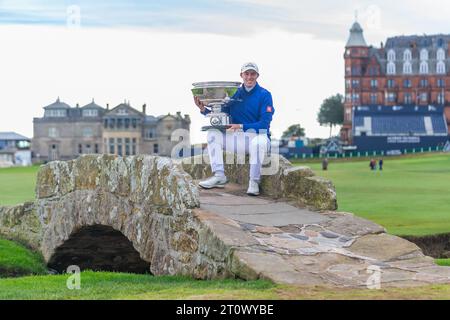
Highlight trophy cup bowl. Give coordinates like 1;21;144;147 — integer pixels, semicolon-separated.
192;81;241;131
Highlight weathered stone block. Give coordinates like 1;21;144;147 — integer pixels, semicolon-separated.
181;153;337;211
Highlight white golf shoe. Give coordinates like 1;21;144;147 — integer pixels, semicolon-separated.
198;175;228;189
246;179;260;196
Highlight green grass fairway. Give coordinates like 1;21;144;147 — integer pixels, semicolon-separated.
1;271;450;300
0;271;275;300
0;154;449;236
0;165;39;206
295;153;450;236
0;236;447;300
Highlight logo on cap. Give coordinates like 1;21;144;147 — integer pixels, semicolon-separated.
241;62;259;73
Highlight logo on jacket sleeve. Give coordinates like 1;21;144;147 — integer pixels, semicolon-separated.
266;106;273;113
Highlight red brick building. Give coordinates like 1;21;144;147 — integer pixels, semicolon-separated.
341;21;450;144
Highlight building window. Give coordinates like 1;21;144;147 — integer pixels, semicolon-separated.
17;140;30;149
117;118;123;129
109;119;115;129
387;49;396;61
345;80;351;89
352;93;359;103
345;108;351;122
95;144;99;153
132;119;137;128
368;67;378;76
420;79;428;88
109;138;115;154
118;109;128;115
437;61;446;74
404;93;413;104
351;79;360;88
370;79;378;89
125;138;130;156
437;48;445;61
403;79;412;88
387;79;395;88
387;62;396;75
104;119;108;128
438;92;445;104
145;128;156;139
48;127;59;138
117;144;123;156
125;118;130;129
78;144;82;154
420;49;428;61
420;93;428;103
82;127;93;137
82;109;98;117
45;109;67;117
403;49;412;61
132;138;137;155
387;93;396;103
153;144;159;154
437;78;445;87
419;61;429;74
370;94;377;104
345;94;351;102
403;62;412;74
351;66;361;76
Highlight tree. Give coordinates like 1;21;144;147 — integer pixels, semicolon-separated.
281;124;305;139
317;94;344;138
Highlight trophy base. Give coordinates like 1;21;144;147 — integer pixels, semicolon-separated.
201;125;232;132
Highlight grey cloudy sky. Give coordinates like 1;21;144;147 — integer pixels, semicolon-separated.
1;0;450;143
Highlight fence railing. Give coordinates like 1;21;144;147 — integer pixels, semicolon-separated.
287;145;446;160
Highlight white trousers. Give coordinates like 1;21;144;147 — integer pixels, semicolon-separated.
206;130;270;181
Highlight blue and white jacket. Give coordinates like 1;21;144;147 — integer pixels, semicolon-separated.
201;82;275;138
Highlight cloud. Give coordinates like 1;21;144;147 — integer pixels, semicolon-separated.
0;24;344;143
2;0;450;42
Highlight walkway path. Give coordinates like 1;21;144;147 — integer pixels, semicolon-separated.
195;183;450;288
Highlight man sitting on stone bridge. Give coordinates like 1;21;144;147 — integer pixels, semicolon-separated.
194;62;275;196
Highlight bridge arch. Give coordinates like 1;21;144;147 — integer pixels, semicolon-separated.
48;224;151;273
35;155;204;275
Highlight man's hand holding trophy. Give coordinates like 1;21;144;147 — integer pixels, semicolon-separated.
191;81;242;132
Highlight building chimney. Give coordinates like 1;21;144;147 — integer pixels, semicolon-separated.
142;104;146;115
107;103;109;110
176;111;181;118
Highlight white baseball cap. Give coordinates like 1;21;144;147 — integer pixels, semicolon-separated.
241;62;259;74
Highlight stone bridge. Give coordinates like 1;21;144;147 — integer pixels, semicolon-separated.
1;154;449;288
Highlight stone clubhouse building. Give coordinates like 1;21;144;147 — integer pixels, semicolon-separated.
32;98;191;162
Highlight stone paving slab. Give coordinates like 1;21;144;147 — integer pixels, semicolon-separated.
195;184;450;288
199;187;328;227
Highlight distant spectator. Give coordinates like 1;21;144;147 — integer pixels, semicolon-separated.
379;159;383;171
369;159;376;171
322;158;328;171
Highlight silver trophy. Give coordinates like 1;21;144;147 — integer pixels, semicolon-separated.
192;81;241;131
